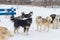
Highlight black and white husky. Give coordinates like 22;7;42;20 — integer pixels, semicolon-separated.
50;14;58;29
10;11;33;35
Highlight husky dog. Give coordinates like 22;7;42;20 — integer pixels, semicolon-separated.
50;14;58;29
36;16;51;31
10;11;33;35
50;14;56;23
0;27;13;40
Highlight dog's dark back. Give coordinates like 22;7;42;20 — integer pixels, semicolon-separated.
50;14;56;23
10;11;33;28
13;18;32;29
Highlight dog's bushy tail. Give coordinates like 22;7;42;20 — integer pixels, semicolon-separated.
10;16;16;22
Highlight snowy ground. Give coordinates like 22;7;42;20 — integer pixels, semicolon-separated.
0;5;60;40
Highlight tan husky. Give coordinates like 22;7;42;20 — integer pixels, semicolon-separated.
36;16;52;31
0;27;13;40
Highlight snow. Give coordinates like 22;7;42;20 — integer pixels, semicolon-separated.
0;5;60;40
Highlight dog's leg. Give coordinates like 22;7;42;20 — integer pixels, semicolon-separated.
17;29;19;34
37;25;39;31
17;27;20;33
24;26;29;35
14;29;16;34
55;23;58;29
53;21;58;29
14;27;17;34
40;26;42;32
47;24;50;32
52;22;55;29
52;18;58;29
26;28;29;35
24;27;26;35
55;19;58;29
44;26;46;31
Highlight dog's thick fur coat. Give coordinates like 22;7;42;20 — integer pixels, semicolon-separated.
11;17;32;35
36;16;51;31
10;12;33;35
0;27;13;40
50;14;58;29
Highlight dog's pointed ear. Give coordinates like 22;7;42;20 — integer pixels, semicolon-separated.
29;11;33;16
22;12;25;15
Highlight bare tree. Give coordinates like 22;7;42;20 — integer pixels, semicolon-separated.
44;0;47;7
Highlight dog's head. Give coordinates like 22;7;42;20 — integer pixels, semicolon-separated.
36;16;42;22
0;27;13;40
50;14;56;23
37;16;42;19
46;16;52;22
22;11;33;18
